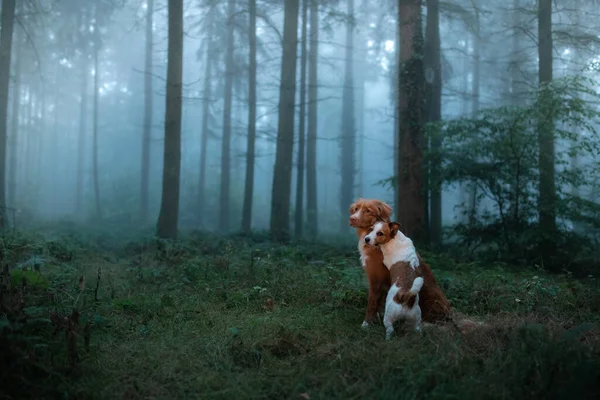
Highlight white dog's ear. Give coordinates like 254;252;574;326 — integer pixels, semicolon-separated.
389;222;401;237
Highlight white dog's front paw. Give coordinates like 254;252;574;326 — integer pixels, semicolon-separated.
361;320;369;329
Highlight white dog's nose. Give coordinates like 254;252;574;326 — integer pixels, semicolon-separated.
365;236;371;243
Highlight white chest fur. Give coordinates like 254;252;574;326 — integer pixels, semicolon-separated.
380;234;419;270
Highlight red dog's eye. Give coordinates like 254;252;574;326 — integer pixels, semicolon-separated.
377;232;383;236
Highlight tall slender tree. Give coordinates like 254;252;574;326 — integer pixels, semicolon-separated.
0;0;17;229
92;8;102;218
339;0;356;233
270;0;300;242
76;8;89;215
219;0;236;231
242;0;257;233
141;0;154;222
537;0;556;251
294;0;309;237
8;24;21;208
396;0;426;241
425;0;442;247
156;0;184;239
305;0;319;237
198;15;215;221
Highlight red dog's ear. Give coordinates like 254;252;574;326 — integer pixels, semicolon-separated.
377;201;393;221
389;222;401;237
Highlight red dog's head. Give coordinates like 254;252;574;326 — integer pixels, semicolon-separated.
348;198;393;230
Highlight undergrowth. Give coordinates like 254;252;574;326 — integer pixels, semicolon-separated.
1;229;599;399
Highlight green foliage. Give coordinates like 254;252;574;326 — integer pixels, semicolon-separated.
430;74;600;269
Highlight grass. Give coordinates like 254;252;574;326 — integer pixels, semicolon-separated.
1;229;600;400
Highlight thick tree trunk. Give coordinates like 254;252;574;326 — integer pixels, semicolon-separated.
198;32;213;223
8;26;21;208
270;0;300;242
92;34;101;218
242;0;257;234
141;0;154;222
396;0;426;242
156;0;183;239
305;0;319;237
219;0;236;232
339;0;356;234
294;0;308;238
425;0;442;248
0;0;16;228
537;0;556;249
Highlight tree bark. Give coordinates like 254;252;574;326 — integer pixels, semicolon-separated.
156;0;183;239
396;0;426;242
339;0;356;234
294;0;309;238
219;0;236;232
0;0;16;228
425;0;442;248
466;1;480;227
8;24;20;208
537;0;556;248
306;0;319;237
242;0;257;234
198;26;214;223
141;0;154;222
92;21;102;219
270;0;300;242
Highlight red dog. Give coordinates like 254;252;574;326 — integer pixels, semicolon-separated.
349;198;452;326
349;198;393;327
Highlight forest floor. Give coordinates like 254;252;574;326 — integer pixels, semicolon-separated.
2;227;600;399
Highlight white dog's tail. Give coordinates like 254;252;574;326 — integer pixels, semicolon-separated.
393;277;424;308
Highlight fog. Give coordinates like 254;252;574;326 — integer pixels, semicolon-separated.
3;0;600;240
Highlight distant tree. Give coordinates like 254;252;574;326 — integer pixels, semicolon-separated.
219;0;236;232
8;23;21;209
0;0;16;229
157;0;184;239
141;0;154;222
270;0;300;242
425;0;442;247
294;0;309;237
537;0;556;250
305;0;319;237
242;0;257;234
396;0;426;241
92;6;103;219
76;7;90;215
339;0;356;233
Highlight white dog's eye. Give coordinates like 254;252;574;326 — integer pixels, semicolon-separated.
376;231;383;236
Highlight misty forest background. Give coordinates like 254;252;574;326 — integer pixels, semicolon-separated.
2;0;600;268
2;0;600;399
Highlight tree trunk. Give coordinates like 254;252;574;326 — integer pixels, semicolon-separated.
294;0;309;238
466;1;480;227
270;0;300;242
77;59;89;215
425;0;442;248
0;0;16;228
305;0;319;237
242;0;257;234
537;0;556;250
141;0;154;222
198;28;214;224
339;0;356;233
92;28;101;219
156;0;184;239
8;25;21;208
219;0;236;232
396;0;426;242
